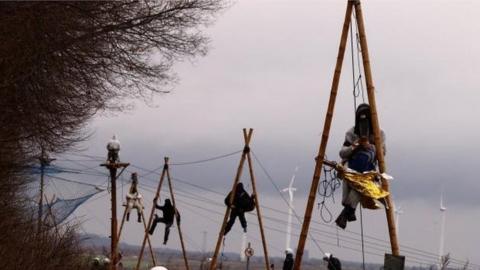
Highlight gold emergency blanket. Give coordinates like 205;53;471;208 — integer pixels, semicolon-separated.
338;170;390;209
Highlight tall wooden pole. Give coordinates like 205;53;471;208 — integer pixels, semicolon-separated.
352;0;400;255
136;158;168;270
209;129;253;270
165;161;191;270
245;135;271;270
101;162;129;270
109;166;119;270
293;2;353;269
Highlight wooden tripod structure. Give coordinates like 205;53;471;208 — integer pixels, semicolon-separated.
209;128;270;270
135;157;190;270
117;177;156;265
293;1;400;269
100;161;130;270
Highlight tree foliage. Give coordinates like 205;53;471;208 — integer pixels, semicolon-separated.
0;1;224;269
0;0;224;155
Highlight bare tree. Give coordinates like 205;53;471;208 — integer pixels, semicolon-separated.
0;1;226;269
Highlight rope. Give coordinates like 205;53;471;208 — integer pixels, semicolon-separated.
360;206;366;270
170;150;243;166
134;149;243;178
350;10;368;265
251;151;326;255
317;162;341;223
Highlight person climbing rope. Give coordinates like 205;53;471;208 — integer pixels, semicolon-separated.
149;198;180;245
125;172;144;223
282;248;294;270
106;134;121;163
336;103;386;229
223;182;255;235
323;253;342;270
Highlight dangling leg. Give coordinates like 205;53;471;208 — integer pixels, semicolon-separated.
126;201;133;222
224;210;238;236
149;215;163;235
336;183;361;229
163;222;172;245
345;188;361;221
238;211;247;233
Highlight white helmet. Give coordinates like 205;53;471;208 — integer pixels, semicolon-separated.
324;253;332;259
150;267;168;270
102;257;111;265
285;248;293;254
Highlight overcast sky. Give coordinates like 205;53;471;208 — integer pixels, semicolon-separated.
47;0;480;267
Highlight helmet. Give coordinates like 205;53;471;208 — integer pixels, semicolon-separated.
102;257;111;265
150;267;168;270
285;248;293;254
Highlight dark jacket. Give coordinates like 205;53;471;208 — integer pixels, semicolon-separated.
327;256;341;270
155;199;180;224
282;253;294;270
224;183;255;212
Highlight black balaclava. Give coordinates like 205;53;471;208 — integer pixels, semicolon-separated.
354;103;372;138
235;182;245;194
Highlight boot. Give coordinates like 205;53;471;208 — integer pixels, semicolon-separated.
345;206;357;222
126;213;130;222
335;209;347;229
137;213;142;223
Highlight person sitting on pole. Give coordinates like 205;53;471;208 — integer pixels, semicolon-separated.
224;182;255;235
323;253;342;270
149;198;180;245
336;103;386;229
282;248;294;270
126;172;144;223
106;134;120;163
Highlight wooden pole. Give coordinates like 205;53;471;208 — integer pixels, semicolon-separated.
293;2;354;269
165;161;191;270
141;211;157;265
209;129;253;270
109;166;118;270
117;201;156;266
135;159;167;270
352;0;400;255
117;207;128;240
100;162;129;270
244;129;271;269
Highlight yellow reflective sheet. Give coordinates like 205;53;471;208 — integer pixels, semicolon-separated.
338;170;390;209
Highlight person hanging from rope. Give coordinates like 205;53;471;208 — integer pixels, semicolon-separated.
106;134;121;163
125;172;144;223
335;103;386;229
282;248;294;270
223;182;255;235
323;253;342;270
149;198;180;245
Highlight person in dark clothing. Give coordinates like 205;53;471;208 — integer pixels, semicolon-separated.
282;249;294;270
223;182;255;235
323;253;341;270
149;198;180;245
336;103;386;229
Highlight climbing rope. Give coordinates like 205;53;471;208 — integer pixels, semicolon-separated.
317;160;341;223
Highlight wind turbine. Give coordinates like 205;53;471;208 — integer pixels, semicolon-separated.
282;166;298;252
439;190;447;269
394;204;403;236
